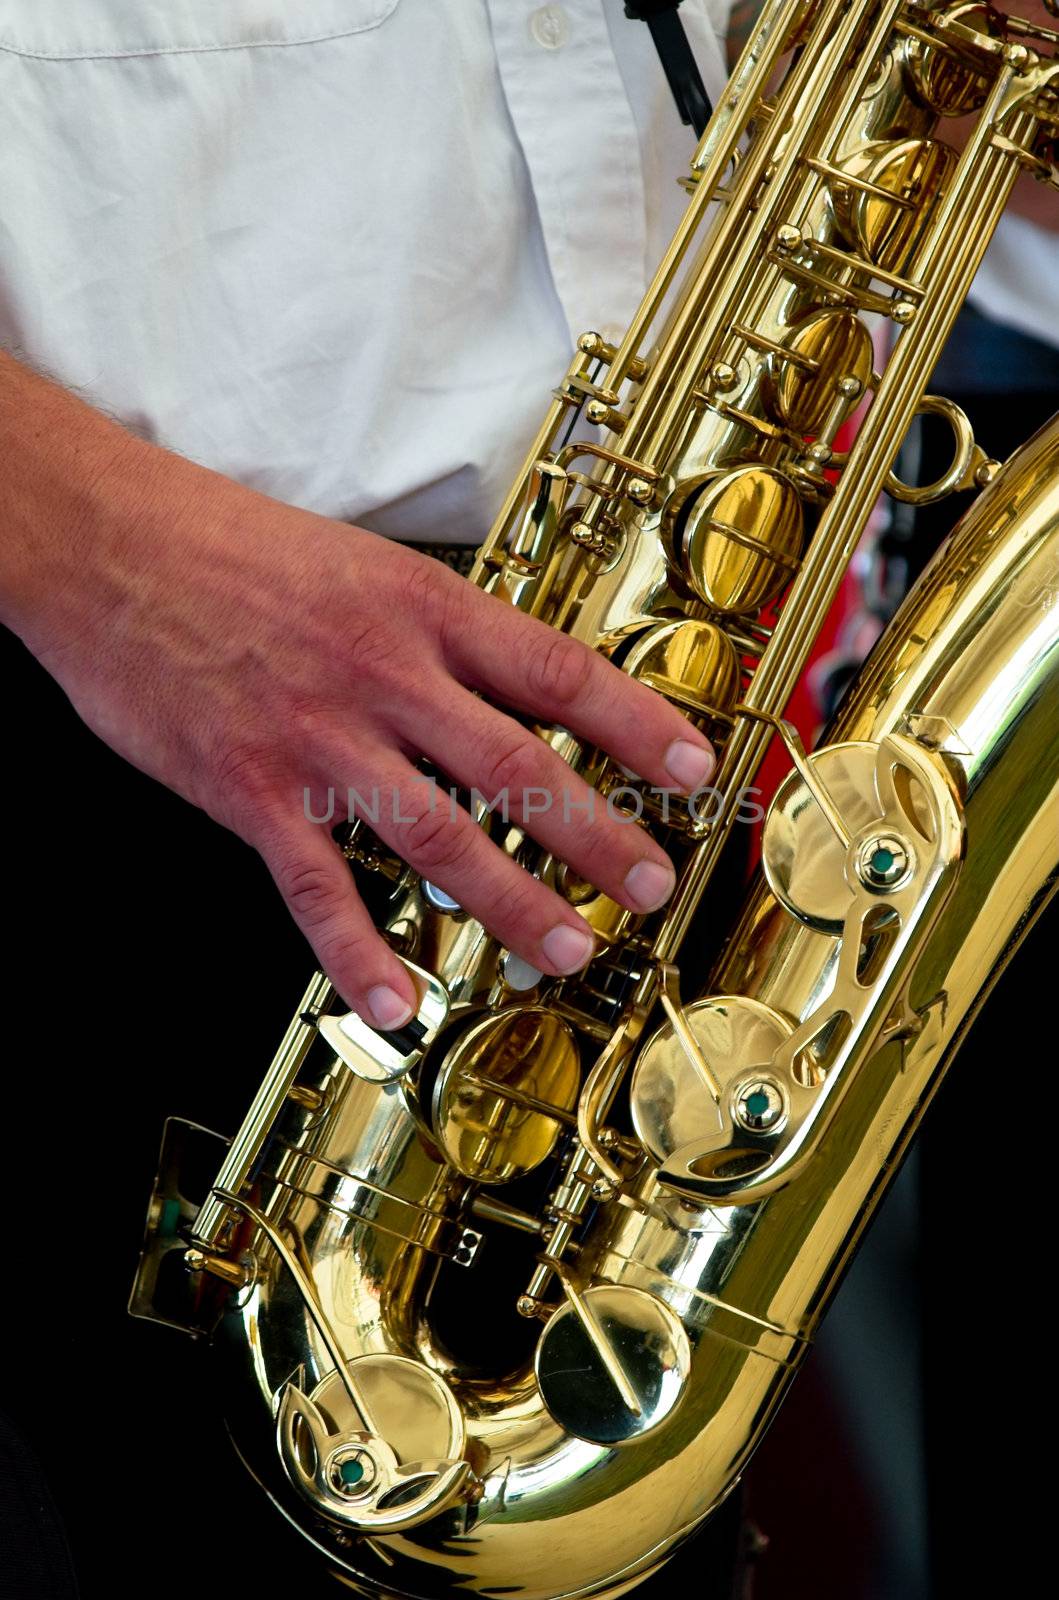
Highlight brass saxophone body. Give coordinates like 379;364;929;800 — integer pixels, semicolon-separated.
133;5;1059;1596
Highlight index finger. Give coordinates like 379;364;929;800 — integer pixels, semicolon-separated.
446;588;717;795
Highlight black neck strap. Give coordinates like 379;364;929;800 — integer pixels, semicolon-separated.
624;1;713;138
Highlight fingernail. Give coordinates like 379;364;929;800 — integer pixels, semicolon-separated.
542;923;596;974
665;738;716;793
623;858;676;913
367;984;414;1030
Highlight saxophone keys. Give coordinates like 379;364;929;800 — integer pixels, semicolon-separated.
763;307;875;436
277;1353;472;1534
631;995;794;1170
429;1008;581;1184
509;461;568;572
831;137;957;274
318;957;450;1083
760;737;940;932
535;1282;690;1446
666;464;806;615
624;618;741;725
762;740;885;932
657;736;966;1205
902;3;997;117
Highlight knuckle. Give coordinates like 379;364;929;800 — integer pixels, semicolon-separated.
481;873;544;938
397;800;474;876
286;696;336;746
347;556;459;689
419;563;472;664
439;571;479;641
479;728;545;804
213;737;276;807
280;859;340;928
346;616;404;684
401;553;447;629
316;927;374;989
526;632;592;710
564;818;612;878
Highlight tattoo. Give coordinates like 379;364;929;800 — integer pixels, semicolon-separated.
726;0;766;70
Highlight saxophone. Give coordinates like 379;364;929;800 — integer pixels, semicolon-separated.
132;3;1059;1595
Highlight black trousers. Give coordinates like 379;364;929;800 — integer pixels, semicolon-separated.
0;1415;77;1600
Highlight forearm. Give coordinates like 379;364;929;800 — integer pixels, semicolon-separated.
0;348;155;652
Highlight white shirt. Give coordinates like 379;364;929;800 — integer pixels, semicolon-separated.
0;0;731;544
969;213;1059;353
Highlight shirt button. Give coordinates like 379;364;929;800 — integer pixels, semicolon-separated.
530;5;571;50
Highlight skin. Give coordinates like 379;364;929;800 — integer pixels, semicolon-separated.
0;352;716;1031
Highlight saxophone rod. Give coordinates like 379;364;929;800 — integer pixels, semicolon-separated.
657;964;723;1104
653;72;1034;962
473;0;800;575
554;1265;642;1418
585;0;890;531
579;53;1039;1164
213;1187;383;1440
619;0;902;490
194;970;334;1248
606;0;798;390
459;1071;578;1127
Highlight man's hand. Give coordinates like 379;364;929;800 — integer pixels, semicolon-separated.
0;353;715;1030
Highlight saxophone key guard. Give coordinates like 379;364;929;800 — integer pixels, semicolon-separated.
278;1353;473;1534
655;733;965;1205
318;957;451;1083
